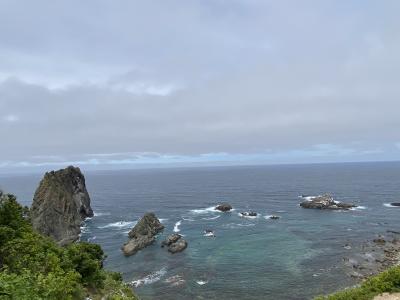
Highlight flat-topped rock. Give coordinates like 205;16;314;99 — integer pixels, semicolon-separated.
300;194;356;210
122;213;164;256
30;166;93;245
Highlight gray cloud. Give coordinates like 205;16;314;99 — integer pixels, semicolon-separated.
1;0;400;169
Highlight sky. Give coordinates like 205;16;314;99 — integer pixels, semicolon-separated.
0;0;399;172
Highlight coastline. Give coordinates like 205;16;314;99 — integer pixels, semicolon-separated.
317;232;400;299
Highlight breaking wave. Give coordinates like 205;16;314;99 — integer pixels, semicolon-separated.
173;220;182;233
190;206;219;214
98;221;137;229
93;212;110;217
202;215;221;220
384;203;400;208
131;267;167;288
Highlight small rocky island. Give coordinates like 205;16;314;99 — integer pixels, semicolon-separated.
161;233;188;253
122;212;164;256
30;166;94;245
300;194;356;210
215;203;232;212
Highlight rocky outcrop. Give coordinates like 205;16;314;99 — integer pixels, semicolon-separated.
161;233;181;248
343;233;400;280
299;194;356;210
239;211;258;217
161;234;188;253
122;213;164;256
203;229;215;237
168;238;187;253
215;203;232;212
269;215;280;220
30;166;93;246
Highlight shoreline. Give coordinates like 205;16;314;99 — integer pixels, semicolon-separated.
317;231;400;299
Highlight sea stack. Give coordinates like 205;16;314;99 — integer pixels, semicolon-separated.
122;213;164;256
30;166;93;245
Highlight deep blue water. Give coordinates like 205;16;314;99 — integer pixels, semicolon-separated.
1;162;400;300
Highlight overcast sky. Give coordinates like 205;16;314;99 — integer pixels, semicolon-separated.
1;0;399;172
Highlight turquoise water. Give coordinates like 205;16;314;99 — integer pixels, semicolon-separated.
2;162;400;299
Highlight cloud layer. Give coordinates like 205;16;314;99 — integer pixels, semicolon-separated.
1;0;399;170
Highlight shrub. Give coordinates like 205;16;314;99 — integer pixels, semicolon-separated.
0;192;138;299
316;266;400;300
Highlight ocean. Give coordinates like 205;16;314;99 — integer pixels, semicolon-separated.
1;162;400;300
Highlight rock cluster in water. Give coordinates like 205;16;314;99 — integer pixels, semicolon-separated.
122;213;164;256
215;203;232;212
30;166;93;245
162;233;188;253
300;194;356;210
343;233;400;279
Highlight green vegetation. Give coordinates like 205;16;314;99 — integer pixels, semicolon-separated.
315;265;400;300
0;191;138;300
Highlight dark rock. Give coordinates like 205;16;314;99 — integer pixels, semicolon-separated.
160;233;188;253
168;238;188;253
161;233;182;247
387;230;400;234
30;166;93;245
122;213;164;256
299;194;356;210
269;215;280;220
390;202;400;207
215;203;232;212
240;211;257;217
373;238;386;245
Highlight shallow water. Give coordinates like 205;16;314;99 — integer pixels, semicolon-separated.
1;162;400;299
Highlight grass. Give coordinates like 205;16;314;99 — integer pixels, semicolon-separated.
315;265;400;300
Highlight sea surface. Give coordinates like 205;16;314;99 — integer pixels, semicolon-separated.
1;162;400;300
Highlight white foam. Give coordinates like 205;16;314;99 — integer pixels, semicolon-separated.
88;236;97;242
131;267;167;288
202;215;221;220
238;212;259;219
196;280;208;285
203;232;215;237
351;206;367;211
190;206;219;214
182;217;195;222
93;212;110;217
98;221;137;229
223;223;256;229
81;225;90;234
159;218;168;223
263;215;280;220
384;203;400;208
164;275;185;286
173;220;182;233
299;195;317;201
